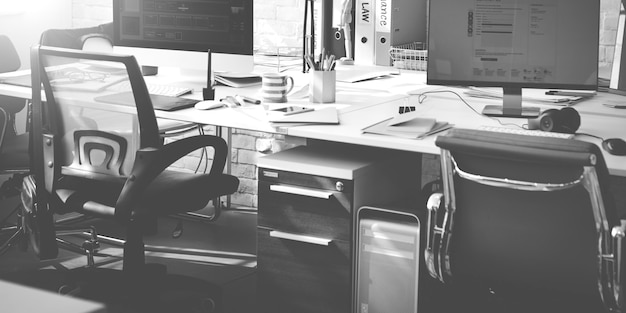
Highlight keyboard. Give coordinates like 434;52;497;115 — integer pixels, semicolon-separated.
478;125;574;139
113;81;192;97
146;83;192;97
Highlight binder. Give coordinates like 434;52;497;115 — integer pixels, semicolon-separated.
354;0;376;65
374;0;427;66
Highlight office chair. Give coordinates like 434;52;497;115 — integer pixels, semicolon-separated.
0;35;31;255
22;45;239;311
39;26;221;220
424;128;624;313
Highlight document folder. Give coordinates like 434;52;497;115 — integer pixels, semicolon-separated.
374;0;428;66
355;0;376;65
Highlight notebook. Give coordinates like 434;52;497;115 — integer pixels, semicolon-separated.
94;92;199;111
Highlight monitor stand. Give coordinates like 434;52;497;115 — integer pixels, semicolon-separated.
481;87;541;118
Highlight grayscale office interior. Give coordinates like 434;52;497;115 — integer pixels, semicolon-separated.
1;0;626;312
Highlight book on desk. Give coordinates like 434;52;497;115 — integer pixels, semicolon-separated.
362;111;452;139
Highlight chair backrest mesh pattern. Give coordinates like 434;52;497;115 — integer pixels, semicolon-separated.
32;46;161;178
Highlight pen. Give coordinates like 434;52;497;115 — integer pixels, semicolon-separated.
603;103;626;109
236;95;261;104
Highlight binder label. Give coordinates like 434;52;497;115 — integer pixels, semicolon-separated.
376;0;391;32
358;1;373;25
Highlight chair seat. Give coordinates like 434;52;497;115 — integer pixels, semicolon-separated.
0;132;29;172
56;170;239;219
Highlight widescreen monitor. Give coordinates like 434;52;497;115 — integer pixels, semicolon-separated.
112;0;254;73
427;0;600;118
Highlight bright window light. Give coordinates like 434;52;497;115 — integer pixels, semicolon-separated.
0;1;28;16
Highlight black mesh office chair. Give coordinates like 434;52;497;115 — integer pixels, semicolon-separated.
39;25;220;221
0;35;31;255
22;45;239;312
425;128;624;313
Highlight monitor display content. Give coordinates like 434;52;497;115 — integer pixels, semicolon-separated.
427;0;600;118
112;0;253;73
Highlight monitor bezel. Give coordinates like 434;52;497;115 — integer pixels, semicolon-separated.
426;0;601;92
111;0;254;56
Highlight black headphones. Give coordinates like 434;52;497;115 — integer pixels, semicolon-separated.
528;107;581;134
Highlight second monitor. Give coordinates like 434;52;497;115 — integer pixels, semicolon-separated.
427;0;600;118
112;0;254;73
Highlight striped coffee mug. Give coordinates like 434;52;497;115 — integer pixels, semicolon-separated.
261;73;294;103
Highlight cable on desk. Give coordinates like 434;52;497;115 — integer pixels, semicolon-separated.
575;132;606;141
414;89;525;129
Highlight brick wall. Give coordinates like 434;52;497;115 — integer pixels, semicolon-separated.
71;0;623;207
601;0;622;69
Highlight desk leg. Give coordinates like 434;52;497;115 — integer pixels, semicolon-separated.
215;125;232;210
176;125;232;223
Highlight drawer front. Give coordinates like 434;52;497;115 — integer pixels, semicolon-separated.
257;227;351;313
259;168;354;192
258;180;352;241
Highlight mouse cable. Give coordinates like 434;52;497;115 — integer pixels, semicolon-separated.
573;132;604;141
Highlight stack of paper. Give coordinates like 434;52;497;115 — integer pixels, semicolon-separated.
362;111;452;139
214;72;262;88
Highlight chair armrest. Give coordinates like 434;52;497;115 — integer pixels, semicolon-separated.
114;134;229;222
611;219;626;310
425;192;446;283
0;107;7;154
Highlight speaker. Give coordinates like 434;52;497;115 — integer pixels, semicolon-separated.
528;107;580;134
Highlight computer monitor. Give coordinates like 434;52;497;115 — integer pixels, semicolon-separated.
427;0;599;118
111;0;254;74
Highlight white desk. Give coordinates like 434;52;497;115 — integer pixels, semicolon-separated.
2;66;626;176
285;83;626;177
0;279;107;313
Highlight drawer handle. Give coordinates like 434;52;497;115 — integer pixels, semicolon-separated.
269;230;332;246
269;185;333;199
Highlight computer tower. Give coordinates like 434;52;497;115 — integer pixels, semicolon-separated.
355;206;420;313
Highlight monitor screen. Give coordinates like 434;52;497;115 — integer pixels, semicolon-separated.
427;0;600;118
112;0;254;73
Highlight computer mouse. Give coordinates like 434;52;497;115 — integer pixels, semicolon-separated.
602;138;626;156
194;100;224;110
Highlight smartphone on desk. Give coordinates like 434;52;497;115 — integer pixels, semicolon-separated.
269;106;314;115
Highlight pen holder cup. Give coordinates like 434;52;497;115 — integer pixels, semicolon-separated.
309;70;336;103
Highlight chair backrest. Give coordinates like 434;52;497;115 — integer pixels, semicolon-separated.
39;23;113;50
426;128;621;310
0;35;21;73
30;45;161;190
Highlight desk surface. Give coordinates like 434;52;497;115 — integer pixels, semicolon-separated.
0;279;107;313
2;66;626;176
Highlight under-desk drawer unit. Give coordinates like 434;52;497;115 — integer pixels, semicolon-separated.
257;146;421;313
258;170;353;241
257;227;351;313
